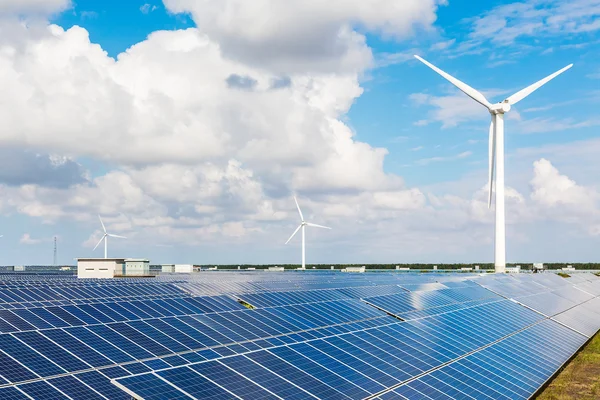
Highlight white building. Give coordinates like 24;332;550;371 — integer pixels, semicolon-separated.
533;263;545;271
161;264;193;273
505;265;521;273
77;258;150;278
124;259;150;276
161;264;175;273
174;264;193;273
77;258;125;279
342;266;366;273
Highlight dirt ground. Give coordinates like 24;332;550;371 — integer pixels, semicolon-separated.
535;331;600;400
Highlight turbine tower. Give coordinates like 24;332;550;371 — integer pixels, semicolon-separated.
285;197;331;270
93;215;126;259
414;55;572;273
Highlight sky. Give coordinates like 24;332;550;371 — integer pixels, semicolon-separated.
1;0;600;265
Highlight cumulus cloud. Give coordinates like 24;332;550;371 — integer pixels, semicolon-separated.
531;158;597;210
0;2;448;256
163;0;444;74
1;1;598;263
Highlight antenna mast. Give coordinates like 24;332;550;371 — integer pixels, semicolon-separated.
53;236;57;266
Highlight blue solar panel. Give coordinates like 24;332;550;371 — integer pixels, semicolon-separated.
0;271;595;399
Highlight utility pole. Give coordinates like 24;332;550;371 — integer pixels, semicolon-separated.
53;236;57;266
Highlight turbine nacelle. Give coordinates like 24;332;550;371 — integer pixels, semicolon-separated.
489;102;511;114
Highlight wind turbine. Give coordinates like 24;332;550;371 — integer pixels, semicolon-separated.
285;197;331;270
414;55;572;273
93;215;126;259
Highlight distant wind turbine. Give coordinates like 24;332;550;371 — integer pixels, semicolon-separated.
285;197;331;270
414;55;572;273
93;215;126;259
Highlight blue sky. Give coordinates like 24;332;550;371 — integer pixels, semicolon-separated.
1;0;600;265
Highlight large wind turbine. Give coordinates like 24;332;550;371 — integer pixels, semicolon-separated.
93;215;126;259
285;197;331;270
414;55;572;273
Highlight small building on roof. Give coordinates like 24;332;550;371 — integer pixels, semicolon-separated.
123;259;150;276
342;266;366;273
77;258;125;279
77;258;150;278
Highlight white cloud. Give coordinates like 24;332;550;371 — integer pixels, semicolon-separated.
163;0;444;74
410;92;488;128
530;158;597;210
0;3;453;256
466;0;600;47
410;146;424;151
3;2;600;262
140;3;157;14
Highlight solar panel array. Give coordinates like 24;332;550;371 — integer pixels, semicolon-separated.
0;271;597;399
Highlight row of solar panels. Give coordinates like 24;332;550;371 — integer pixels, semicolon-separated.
114;299;566;400
0;283;186;304
0;299;381;382
113;274;600;399
0;300;390;398
238;285;498;312
0;272;597;399
0;295;246;334
376;320;585;400
170;272;472;296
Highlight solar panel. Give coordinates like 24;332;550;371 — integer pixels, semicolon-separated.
0;271;594;399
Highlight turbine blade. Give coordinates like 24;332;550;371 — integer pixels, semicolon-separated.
285;225;302;244
293;196;304;221
92;235;105;251
414;55;492;109
107;234;127;239
306;222;331;230
98;215;106;233
505;64;573;105
488;115;496;209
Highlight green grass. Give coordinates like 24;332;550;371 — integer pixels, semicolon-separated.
557;272;571;278
535;331;600;399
